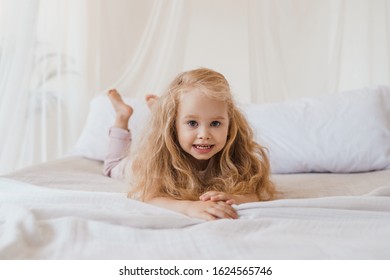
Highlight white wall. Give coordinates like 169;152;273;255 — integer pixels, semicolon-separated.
183;0;252;102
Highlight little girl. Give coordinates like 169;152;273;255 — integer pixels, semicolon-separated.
104;68;275;221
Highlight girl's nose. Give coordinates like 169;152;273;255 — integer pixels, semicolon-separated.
197;127;211;140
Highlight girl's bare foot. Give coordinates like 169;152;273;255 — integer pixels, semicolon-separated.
145;94;158;109
108;89;133;130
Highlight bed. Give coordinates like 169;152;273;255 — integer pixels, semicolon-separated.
1;85;390;259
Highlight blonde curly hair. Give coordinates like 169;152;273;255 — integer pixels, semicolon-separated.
129;68;275;201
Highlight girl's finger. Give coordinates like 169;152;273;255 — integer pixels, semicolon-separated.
208;203;238;219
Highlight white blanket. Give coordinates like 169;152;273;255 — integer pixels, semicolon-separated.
1;178;390;259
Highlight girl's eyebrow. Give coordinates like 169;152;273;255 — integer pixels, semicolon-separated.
183;114;227;120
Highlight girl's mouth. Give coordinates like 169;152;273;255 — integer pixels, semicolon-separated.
193;144;214;154
193;144;213;150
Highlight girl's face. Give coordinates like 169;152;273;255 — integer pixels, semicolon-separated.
175;89;229;169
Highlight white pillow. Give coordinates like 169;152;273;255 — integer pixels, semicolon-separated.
73;86;390;174
72;95;150;161
244;85;390;173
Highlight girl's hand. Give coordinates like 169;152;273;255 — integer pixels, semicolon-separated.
199;191;236;205
146;197;238;221
187;200;238;221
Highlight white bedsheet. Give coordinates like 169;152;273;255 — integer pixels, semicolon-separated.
1;178;390;259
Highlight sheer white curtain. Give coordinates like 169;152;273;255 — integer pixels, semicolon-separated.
0;0;189;174
111;0;190;96
248;0;390;102
0;0;40;174
87;0;190;97
0;0;87;174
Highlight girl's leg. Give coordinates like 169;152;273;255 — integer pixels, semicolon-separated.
108;89;133;130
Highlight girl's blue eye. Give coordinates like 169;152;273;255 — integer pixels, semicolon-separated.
187;120;198;127
210;121;221;127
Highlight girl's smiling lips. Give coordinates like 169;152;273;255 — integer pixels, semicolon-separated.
193;144;214;153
